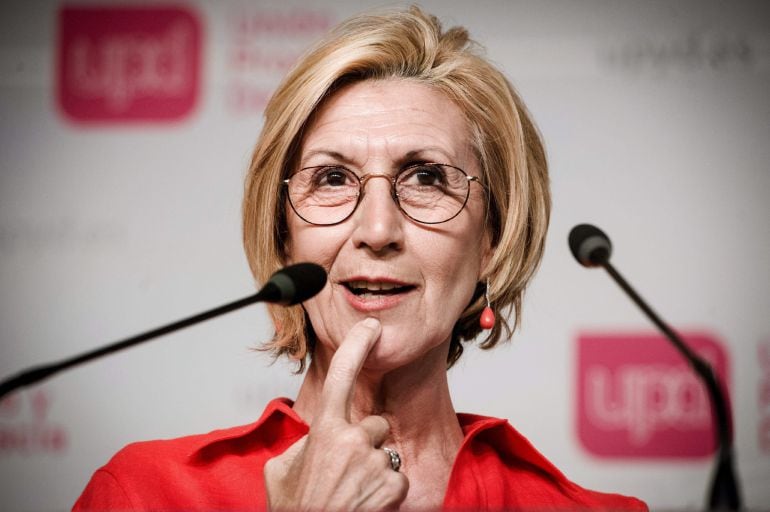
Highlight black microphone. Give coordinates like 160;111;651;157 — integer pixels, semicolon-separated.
568;224;741;511
0;263;327;399
255;262;327;305
568;223;612;267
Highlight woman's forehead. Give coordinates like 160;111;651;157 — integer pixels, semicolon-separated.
300;80;475;170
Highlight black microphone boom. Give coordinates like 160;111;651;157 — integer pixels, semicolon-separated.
0;263;326;400
568;224;741;511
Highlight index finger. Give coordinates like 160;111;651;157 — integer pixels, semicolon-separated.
318;317;382;421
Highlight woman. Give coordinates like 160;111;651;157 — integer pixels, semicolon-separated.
75;6;646;511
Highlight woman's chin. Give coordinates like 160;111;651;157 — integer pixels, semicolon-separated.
361;331;449;373
360;348;411;373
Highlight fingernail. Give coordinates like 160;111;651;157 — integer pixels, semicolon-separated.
362;317;380;329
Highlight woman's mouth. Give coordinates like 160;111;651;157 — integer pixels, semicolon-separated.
344;280;416;298
340;279;417;311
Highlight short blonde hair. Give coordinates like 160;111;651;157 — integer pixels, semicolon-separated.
243;6;550;370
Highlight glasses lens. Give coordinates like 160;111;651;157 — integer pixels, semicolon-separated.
395;164;470;223
287;166;360;225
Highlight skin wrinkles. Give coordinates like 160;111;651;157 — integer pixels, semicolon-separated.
300;148;461;172
286;79;492;508
289;79;490;380
300;96;464;170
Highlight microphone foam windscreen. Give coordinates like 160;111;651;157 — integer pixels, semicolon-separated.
270;263;327;305
568;224;612;267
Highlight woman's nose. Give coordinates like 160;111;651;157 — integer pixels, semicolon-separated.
350;175;405;254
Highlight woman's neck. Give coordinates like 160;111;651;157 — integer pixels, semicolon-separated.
292;339;464;509
293;339;459;436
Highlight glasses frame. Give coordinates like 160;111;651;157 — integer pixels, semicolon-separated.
283;163;481;226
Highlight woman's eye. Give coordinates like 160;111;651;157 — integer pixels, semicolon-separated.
404;165;446;187
314;167;352;187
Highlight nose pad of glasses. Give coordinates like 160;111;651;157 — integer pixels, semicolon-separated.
359;173;398;203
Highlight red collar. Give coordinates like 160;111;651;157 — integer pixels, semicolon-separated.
189;397;565;482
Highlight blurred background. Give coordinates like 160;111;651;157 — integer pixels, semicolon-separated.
1;1;768;510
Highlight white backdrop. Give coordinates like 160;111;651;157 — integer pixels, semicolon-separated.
1;1;769;510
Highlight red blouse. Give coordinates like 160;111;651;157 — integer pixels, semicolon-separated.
74;398;646;510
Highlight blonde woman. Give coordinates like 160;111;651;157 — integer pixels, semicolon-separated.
75;7;646;511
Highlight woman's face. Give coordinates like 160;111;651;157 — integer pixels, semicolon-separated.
287;79;491;371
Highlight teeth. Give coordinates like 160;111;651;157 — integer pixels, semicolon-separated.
348;280;400;291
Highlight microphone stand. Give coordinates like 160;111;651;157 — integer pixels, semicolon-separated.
600;259;741;510
0;292;265;400
0;262;326;401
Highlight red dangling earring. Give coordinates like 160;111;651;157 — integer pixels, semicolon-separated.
480;278;495;330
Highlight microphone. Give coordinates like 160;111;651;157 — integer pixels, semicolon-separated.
568;223;612;267
0;263;327;399
568;224;741;510
255;262;327;305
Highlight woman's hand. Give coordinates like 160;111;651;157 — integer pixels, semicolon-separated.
263;318;409;511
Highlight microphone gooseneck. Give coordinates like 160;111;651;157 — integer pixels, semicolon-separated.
0;263;327;399
568;223;741;511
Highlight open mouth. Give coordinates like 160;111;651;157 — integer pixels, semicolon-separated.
343;280;416;299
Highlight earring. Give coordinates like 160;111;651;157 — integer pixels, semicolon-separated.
480;278;495;330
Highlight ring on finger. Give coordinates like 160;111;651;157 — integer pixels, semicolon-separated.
382;447;401;472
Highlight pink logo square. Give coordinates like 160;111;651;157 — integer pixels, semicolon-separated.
577;332;730;458
57;5;202;123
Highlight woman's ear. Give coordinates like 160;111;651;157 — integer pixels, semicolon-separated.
480;229;495;275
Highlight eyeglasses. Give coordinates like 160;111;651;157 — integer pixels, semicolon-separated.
283;163;480;226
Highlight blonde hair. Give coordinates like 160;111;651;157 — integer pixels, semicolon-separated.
243;6;550;370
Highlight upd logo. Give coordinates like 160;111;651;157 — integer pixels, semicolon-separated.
57;5;202;122
577;332;729;458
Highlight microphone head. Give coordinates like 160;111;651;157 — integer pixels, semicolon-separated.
264;263;327;305
569;224;612;267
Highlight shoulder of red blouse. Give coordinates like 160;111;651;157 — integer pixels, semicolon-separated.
73;398;647;511
73;398;302;511
446;412;648;510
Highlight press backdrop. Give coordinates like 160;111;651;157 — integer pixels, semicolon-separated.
1;1;769;510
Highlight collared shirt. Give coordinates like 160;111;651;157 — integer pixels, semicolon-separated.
74;398;647;511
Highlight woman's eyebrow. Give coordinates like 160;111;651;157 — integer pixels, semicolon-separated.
301;149;356;166
301;147;458;168
400;148;456;163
